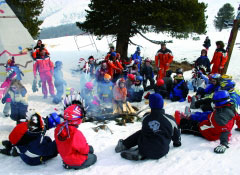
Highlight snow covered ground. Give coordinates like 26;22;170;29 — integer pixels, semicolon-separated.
1;1;240;175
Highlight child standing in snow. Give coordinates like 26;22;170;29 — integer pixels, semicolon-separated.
113;78;127;103
115;93;181;160
53;61;66;104
141;58;155;91
55;94;97;170
98;73;113;104
2;79;28;124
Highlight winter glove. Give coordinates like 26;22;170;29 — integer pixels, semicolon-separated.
214;144;229;154
46;112;62;129
173;141;182;147
1;97;6;104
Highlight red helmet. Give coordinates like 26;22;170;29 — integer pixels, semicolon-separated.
157;79;164;86
127;74;135;81
64;104;83;125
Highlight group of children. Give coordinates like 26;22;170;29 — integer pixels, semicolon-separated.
0;38;239;170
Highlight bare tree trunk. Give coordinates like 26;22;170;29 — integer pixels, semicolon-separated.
116;33;130;59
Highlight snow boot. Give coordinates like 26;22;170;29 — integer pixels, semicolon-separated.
187;95;192;103
2;140;12;149
174;110;181;126
190;96;197;109
184;106;191;118
115;139;127;153
10;147;19;157
121;148;144;161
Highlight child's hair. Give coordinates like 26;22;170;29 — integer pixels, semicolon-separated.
10;79;25;90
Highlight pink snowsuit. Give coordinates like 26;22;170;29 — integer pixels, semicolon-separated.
33;56;55;97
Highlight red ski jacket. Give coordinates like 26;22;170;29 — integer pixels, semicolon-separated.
210;48;228;74
54;124;89;166
33;56;54;77
199;105;235;145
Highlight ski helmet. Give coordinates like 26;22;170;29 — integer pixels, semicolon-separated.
85;82;94;90
212;90;231;107
104;73;111;80
220;79;236;91
176;68;183;74
64;104;83;125
136;75;143;82
157;79;164;86
127;74;135;81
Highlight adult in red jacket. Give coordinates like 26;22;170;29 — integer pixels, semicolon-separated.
155;43;173;79
105;52;122;79
180;90;236;154
210;41;228;74
55;97;97;170
33;49;55;98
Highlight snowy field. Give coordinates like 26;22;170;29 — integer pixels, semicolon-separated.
1;0;240;175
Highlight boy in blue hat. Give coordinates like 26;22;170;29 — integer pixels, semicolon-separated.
115;93;181;160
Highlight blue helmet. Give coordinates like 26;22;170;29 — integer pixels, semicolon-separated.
209;73;221;80
213;90;231;107
55;61;63;67
220;79;236;91
136;75;143;82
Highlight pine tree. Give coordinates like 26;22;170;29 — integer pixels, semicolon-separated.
214;3;235;31
6;0;44;38
77;0;207;58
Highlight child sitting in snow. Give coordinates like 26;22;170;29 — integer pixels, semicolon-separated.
0;111;59;165
154;78;169;99
2;79;28;124
180;90;237;154
128;75;144;102
170;74;189;102
163;70;173;96
98;73;113;104
55;94;97;170
53;61;67;104
115;93;181;160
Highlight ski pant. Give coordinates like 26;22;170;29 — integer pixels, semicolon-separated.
39;71;55;97
10;102;28;122
180;118;203;137
64;146;97;170
143;78;154;91
3;102;11;116
123;130;141;149
195;98;213;112
53;82;64;104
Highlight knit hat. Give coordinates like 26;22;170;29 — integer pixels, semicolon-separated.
149;93;164;109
